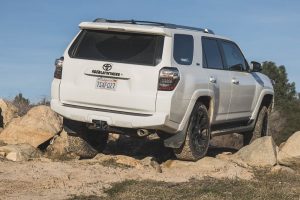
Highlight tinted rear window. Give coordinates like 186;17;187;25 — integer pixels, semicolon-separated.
69;30;164;66
173;34;194;65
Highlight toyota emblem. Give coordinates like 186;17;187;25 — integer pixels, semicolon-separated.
103;63;112;71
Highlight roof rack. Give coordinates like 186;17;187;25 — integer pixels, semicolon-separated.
93;18;214;34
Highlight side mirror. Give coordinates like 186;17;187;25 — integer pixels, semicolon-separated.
250;61;262;72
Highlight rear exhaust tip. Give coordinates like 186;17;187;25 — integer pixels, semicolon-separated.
137;129;150;137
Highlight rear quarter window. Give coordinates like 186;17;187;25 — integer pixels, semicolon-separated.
173;34;194;65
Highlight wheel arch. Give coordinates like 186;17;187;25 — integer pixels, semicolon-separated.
195;96;214;124
177;90;214;132
260;94;273;109
164;91;213;149
251;90;274;120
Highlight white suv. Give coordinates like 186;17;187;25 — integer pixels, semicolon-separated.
51;18;274;161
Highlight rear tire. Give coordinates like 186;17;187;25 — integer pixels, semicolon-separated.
173;102;210;161
243;106;270;145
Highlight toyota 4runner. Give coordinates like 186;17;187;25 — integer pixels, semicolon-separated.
51;18;274;161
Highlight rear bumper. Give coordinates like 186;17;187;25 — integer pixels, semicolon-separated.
51;99;179;133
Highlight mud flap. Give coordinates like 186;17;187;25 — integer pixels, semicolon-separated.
163;121;188;148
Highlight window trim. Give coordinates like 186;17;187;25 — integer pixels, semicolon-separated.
173;33;194;66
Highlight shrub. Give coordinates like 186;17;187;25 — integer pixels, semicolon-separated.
12;93;32;116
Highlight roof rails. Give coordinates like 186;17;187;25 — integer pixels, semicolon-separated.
93;18;215;34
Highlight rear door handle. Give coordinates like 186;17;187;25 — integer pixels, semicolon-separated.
209;76;217;84
232;78;239;85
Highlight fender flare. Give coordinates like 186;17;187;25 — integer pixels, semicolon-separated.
250;89;274;120
164;89;214;148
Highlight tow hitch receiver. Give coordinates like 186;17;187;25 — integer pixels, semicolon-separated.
88;120;109;131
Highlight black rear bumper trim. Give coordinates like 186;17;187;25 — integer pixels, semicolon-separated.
62;103;153;117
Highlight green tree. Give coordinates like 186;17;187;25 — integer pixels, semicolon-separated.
261;62;297;107
261;61;300;143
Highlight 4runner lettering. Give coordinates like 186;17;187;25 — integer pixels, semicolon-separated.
91;70;121;77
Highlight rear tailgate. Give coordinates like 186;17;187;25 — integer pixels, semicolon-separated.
60;60;160;113
60;28;166;114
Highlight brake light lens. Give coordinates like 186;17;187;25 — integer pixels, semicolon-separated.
158;67;180;91
54;56;64;79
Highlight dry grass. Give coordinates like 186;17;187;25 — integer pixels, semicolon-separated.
69;170;300;200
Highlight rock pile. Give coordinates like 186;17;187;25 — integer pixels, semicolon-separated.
0;143;41;161
0;99;18;129
0;105;62;147
46;130;98;160
0;100;299;179
278;131;300;167
217;136;277;168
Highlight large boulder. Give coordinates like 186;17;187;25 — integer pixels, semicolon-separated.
46;130;98;159
271;165;296;174
218;136;277;168
0;99;18;128
0;106;62;147
0;144;41;161
278;131;300;167
163;157;253;180
46;130;69;159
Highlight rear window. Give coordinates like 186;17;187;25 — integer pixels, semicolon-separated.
173;34;194;65
69;30;164;66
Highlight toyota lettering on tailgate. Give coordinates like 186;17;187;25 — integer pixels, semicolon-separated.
91;63;122;77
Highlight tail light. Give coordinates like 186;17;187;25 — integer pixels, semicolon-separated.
158;67;180;91
54;57;64;79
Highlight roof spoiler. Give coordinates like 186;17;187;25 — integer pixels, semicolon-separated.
93;18;215;34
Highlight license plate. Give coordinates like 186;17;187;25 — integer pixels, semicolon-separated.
95;77;118;90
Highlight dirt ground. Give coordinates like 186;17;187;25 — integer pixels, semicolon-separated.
0;134;254;200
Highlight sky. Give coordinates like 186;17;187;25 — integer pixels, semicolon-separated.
0;0;299;102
